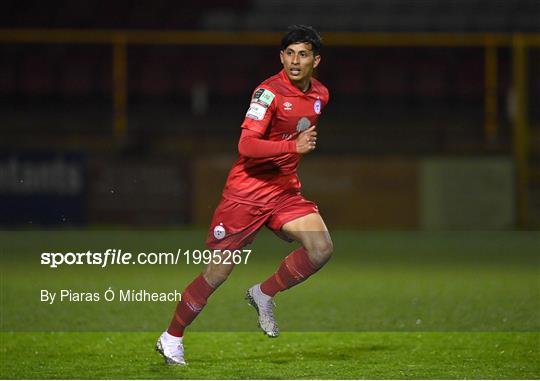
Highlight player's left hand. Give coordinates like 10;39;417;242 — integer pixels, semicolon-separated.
296;125;317;154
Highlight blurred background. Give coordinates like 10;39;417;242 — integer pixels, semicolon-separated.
1;0;539;230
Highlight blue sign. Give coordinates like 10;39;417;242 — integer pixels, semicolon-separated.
0;153;86;225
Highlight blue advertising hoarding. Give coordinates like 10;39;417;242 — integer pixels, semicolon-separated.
0;153;86;225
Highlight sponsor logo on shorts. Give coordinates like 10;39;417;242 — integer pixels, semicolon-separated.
213;223;226;240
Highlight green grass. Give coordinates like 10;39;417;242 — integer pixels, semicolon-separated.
1;230;539;378
1;332;538;379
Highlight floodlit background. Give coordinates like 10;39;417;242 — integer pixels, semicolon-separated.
1;0;539;331
1;0;539;230
1;2;539;379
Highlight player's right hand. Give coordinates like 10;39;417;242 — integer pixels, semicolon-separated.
295;125;317;154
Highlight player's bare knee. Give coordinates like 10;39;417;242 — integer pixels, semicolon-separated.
203;270;229;288
307;239;333;268
203;265;234;288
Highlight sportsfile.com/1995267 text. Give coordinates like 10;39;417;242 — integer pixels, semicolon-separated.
40;249;252;268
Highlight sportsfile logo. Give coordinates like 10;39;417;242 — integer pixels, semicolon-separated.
41;249;156;268
40;248;252;268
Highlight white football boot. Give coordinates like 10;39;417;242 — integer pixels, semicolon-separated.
155;331;187;365
245;284;279;338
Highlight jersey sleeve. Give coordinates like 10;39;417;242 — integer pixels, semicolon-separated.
240;86;277;135
324;87;330;107
321;84;330;107
238;128;296;158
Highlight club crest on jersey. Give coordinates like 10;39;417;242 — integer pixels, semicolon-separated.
296;117;311;132
213;223;226;240
283;101;293;111
314;99;322;114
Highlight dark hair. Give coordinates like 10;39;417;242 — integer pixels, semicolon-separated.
280;25;322;56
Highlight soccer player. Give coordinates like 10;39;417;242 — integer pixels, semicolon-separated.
156;25;333;365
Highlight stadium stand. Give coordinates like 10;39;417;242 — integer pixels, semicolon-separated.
0;1;539;226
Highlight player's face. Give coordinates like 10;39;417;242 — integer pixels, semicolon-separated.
280;42;321;90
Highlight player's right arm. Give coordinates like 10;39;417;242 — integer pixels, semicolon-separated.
238;86;317;158
238;127;317;158
238;129;295;158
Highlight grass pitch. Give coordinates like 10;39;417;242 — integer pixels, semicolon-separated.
1;230;539;378
1;332;538;379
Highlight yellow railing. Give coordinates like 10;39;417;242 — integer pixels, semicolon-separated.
1;29;538;226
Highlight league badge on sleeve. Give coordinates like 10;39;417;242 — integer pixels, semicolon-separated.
246;103;267;120
252;88;275;107
247;88;276;120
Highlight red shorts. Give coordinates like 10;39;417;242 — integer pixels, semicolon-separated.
205;192;318;250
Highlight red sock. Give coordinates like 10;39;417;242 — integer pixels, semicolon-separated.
167;273;216;337
260;247;318;297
